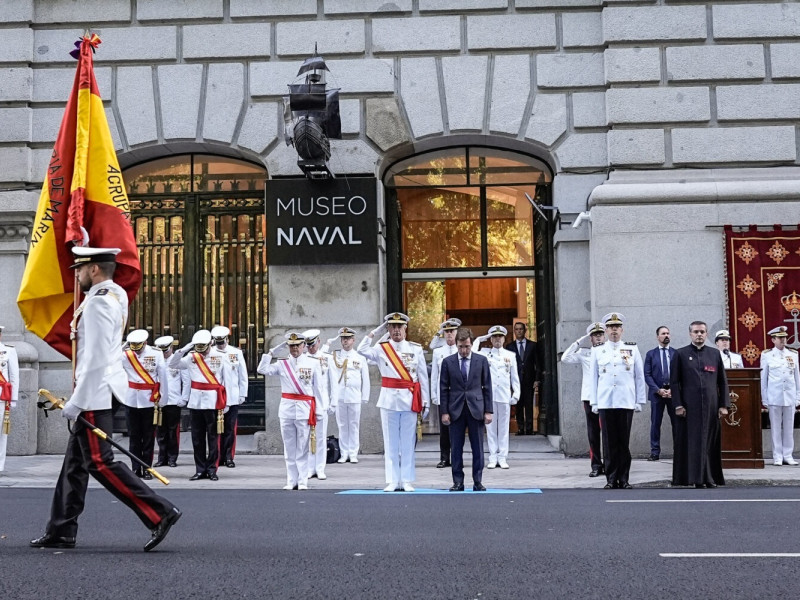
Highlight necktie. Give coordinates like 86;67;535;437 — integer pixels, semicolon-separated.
461;356;468;384
518;340;524;357
661;348;669;380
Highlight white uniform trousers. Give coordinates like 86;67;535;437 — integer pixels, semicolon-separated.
486;402;511;461
308;413;328;477
280;416;311;487
336;403;362;460
768;405;795;462
0;403;7;471
380;408;417;485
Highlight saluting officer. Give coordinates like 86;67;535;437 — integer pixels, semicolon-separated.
330;327;370;463
715;330;744;369
589;313;646;489
303;329;337;480
169;329;235;481
258;332;323;490
561;322;607;477
0;325;19;472
121;329;168;479
430;318;461;469
358;312;430;492
472;325;520;469
31;246;181;552
760;326;800;466
153;336;189;468
211;326;249;469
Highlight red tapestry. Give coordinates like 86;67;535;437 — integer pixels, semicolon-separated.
724;225;800;366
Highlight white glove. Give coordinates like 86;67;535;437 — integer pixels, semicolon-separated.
328;405;337;415
422;406;430;420
327;336;339;345
181;342;194;354
634;404;642;413
510;398;519;406
269;341;288;355
480;334;491;342
362;399;369;405
431;396;440;406
10;401;16;409
61;402;82;420
591;405;599;414
577;334;591;349
370;322;388;337
178;401;188;408
240;396;246;404
377;332;390;343
223;406;229;414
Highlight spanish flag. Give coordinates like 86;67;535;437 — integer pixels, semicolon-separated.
17;34;141;358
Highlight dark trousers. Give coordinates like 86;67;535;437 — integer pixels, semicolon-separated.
190;408;219;476
599;408;634;486
583;401;606;471
126;406;156;473
439;412;451;462
156;405;182;464
649;397;676;456
220;405;239;462
45;409;176;537
516;388;534;433
449;409;486;485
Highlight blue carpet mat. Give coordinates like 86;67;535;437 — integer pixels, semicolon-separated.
337;488;542;495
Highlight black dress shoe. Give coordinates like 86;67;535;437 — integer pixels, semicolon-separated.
225;460;235;468
647;455;659;462
208;472;219;481
620;482;633;489
603;483;614;490
695;483;705;489
30;533;76;549
436;460;447;468
473;482;487;492
167;461;177;468
153;461;167;468
142;471;153;480
189;473;207;481
706;482;718;488
449;483;465;492
144;507;182;552
589;469;601;478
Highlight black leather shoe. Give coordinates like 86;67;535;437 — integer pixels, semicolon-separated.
226;460;235;468
603;483;614;490
144;507;182;552
473;482;487;492
706;482;718;488
695;483;705;489
30;533;76;549
208;472;219;481
620;482;633;489
153;461;167;468
449;483;465;492
142;471;153;480
436;460;447;468
589;469;601;478
167;461;177;468
189;473;207;481
647;455;659;461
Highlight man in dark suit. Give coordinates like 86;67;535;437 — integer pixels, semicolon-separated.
505;322;537;434
440;328;493;492
643;326;677;461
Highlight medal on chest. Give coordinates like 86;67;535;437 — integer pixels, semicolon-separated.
228;352;239;365
620;349;632;371
298;367;313;383
208;357;221;372
142;356;156;372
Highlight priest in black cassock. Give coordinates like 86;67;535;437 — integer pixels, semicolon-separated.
670;321;730;488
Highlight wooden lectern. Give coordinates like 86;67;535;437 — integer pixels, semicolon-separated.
720;368;764;468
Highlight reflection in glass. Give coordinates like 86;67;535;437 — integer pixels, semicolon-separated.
399;188;481;270
403;281;445;347
125;154;265;194
486;186;534;267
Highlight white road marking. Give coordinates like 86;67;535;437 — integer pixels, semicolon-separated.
607;499;800;503
661;553;800;558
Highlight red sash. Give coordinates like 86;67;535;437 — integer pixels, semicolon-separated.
125;349;161;403
0;370;11;402
381;378;422;413
192;353;227;410
281;393;317;426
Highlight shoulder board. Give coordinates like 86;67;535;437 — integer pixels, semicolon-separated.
624;341;637;345
409;341;421;347
4;344;13;348
277;357;289;361
762;348;772;353
789;348;798;354
95;288;109;296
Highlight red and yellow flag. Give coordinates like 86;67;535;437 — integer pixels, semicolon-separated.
16;34;141;358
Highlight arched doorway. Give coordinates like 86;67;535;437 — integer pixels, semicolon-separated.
382;146;559;434
124;154;268;430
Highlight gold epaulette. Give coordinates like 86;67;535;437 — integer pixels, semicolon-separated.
789;348;798;354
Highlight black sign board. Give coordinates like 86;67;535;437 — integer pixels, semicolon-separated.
266;177;378;265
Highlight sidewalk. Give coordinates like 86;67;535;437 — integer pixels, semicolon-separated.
2;435;798;490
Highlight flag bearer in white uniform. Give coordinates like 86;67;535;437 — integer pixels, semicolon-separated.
358;312;430;492
760;326;800;466
303;329;336;480
211;326;249;468
121;329;168;479
330;327;370;463
169;329;235;481
430;318;461;469
473;325;520;469
0;326;19;472
258;332;323;490
153;336;189;468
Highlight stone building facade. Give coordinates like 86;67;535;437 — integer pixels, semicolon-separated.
2;0;800;458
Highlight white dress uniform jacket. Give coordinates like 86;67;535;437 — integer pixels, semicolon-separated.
719;349;744;369
0;342;19;407
70;280;129;411
329;349;371;404
169;347;235;410
561;340;593;401
430;343;457;406
358;336;430;412
307;349;335;414
165;363;190;407
475;346;521;404
760;348;800;407
221;344;249;405
257;353;323;421
589;340;647;410
121;346;168;409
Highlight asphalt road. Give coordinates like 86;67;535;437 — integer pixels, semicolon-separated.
2;486;799;599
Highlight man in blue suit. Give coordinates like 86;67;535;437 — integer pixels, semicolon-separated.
440;328;493;491
643;326;677;461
